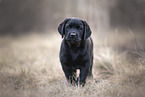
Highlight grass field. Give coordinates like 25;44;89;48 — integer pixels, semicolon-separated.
0;30;145;97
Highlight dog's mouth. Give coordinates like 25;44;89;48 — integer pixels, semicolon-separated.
67;40;80;44
66;39;81;45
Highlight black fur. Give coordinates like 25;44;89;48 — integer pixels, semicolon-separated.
58;17;93;86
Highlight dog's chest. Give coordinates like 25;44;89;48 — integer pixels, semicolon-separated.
61;51;85;67
70;50;80;61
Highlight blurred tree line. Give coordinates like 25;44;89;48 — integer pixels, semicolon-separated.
0;0;65;35
110;0;145;32
0;0;144;35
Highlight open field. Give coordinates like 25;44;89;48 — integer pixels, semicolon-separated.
0;30;145;97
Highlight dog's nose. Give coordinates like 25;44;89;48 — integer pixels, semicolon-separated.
70;32;76;38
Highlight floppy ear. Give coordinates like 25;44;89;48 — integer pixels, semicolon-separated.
58;18;70;38
82;21;92;40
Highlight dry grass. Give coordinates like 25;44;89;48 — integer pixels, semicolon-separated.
0;31;145;97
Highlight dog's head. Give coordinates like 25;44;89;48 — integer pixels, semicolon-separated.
58;17;92;45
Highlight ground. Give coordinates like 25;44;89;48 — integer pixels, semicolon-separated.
0;30;145;97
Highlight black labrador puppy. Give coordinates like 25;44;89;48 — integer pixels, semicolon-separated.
58;17;93;86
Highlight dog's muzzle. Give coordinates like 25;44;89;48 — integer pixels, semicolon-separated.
65;32;81;46
69;32;77;39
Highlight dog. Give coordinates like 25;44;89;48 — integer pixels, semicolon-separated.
58;17;93;86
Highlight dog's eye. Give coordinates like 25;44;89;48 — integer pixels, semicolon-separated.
77;26;82;30
66;25;72;29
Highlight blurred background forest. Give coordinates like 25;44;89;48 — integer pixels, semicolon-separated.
0;0;145;35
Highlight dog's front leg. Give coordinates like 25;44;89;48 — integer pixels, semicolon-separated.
61;64;76;84
79;63;90;86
